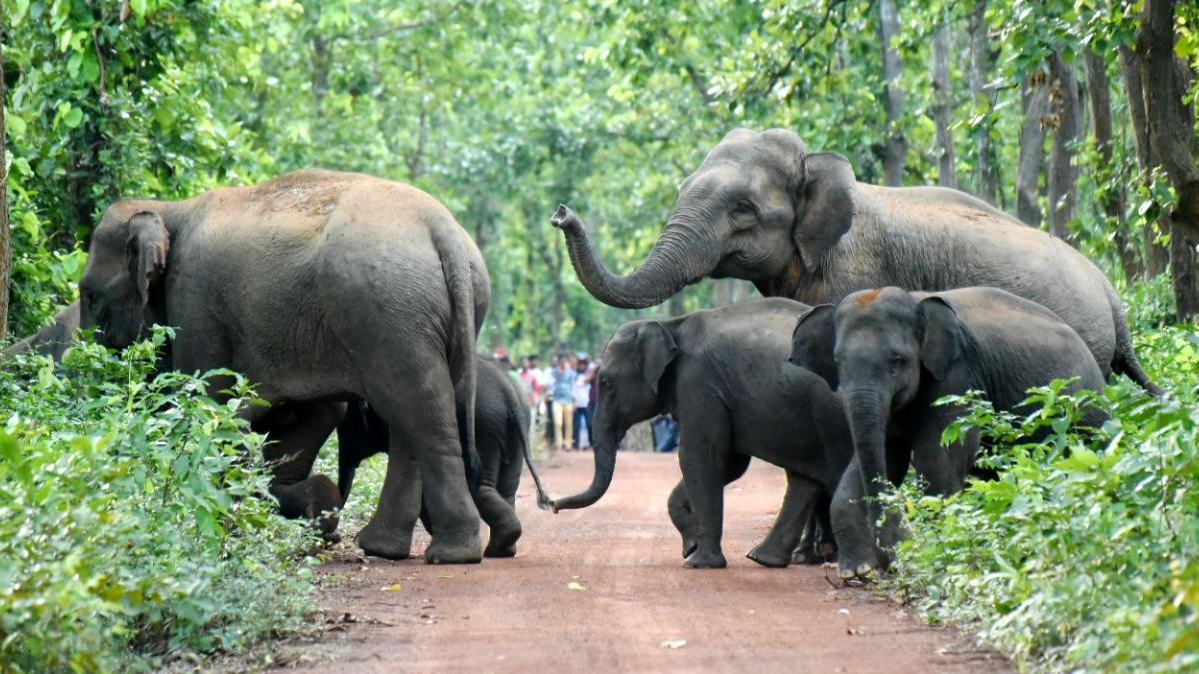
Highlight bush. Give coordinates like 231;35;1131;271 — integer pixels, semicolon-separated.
883;323;1199;674
0;329;318;673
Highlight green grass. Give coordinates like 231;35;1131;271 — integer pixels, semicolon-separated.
0;330;320;673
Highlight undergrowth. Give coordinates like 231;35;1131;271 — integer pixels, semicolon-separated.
0;329;319;673
882;320;1199;674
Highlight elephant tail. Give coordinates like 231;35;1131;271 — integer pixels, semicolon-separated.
502;374;552;510
1107;286;1162;396
430;215;483;479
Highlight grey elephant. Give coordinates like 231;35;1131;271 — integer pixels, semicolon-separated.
336;357;551;558
76;169;489;564
550;127;1156;394
549;298;853;569
791;286;1108;580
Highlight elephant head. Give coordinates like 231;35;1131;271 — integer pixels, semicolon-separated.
790;288;965;507
78;206;171;350
550;320;677;511
551;128;856;308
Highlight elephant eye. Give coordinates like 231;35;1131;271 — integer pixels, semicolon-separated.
889;355;907;369
731;200;756;216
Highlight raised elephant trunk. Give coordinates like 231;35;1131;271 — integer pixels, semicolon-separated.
551;205;717;309
548;433;620;512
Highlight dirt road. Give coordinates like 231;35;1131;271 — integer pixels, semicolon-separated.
273;451;1010;674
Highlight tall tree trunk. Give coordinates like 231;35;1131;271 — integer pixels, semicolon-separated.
1138;0;1199;319
1121;44;1171;277
1046;52;1081;243
967;0;999;204
1084;47;1140;283
878;0;906;186
0;17;9;338
1017;71;1049;227
932;13;956;189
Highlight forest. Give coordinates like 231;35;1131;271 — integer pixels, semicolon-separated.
1;1;1197;673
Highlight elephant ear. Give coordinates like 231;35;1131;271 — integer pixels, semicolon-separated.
917;296;964;381
637;322;679;395
790;304;839;390
125;211;171;307
792;152;856;273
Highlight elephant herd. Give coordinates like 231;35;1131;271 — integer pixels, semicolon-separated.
3;128;1157;580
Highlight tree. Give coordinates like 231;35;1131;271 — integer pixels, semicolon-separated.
931;9;956;188
1017;70;1048;227
1046;51;1081;244
878;0;907;185
1;11;9;337
967;0;999;204
1084;47;1140;282
1136;0;1199;319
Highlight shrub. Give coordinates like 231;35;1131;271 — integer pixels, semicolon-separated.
883;324;1199;674
0;329;318;673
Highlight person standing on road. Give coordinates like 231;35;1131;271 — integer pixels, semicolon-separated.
551;352;577;451
572;355;593;449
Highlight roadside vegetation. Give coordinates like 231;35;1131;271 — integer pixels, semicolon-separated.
886;277;1199;674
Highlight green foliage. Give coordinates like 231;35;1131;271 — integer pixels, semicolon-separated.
882;310;1199;674
0;329;317;673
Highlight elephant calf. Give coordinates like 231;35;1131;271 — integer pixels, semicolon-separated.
792;286;1108;580
550;298;853;569
336;357;550;558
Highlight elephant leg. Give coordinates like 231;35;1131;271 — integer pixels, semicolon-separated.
259;401;345;541
358;358;482;564
677;410;732;569
336;401;389;506
791;494;835;565
748;471;821;568
468;441;519;558
831;462;882;580
669;451;750;559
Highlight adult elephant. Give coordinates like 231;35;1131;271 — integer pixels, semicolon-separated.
551;128;1157;393
76;169;489;563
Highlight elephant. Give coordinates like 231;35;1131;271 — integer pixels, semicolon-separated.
549;298;853;569
790;286;1108;580
336;356;551;558
75;169;490;564
550;127;1157;395
2;301;81;361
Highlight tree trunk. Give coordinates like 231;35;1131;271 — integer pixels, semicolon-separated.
1046;52;1081;244
967;0;999;205
1084;47;1140;283
1017;71;1049;227
1121;44;1171;277
311;33;330;119
878;0;906;186
932;13;956;189
1137;0;1199;319
0;17;9;338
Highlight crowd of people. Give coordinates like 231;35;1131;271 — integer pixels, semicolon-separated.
494;348;600;452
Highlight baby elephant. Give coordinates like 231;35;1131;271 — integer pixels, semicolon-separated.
337;357;549;558
550;298;853;569
791;286;1107;580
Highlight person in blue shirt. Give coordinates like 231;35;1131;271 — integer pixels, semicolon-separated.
550;352;578;451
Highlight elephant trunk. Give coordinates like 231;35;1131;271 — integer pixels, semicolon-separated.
548;427;621;512
551;205;718;309
845;389;891;501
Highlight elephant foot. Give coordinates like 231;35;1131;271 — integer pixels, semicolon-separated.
681;537;698;559
356;520;413;560
483;524;521;558
271;475;343;542
793;541;837;565
683;549;727;569
746;543;791;568
425;531;484;565
837;545;882;582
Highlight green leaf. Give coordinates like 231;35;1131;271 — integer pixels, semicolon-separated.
62;107;84;129
130;0;148;19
